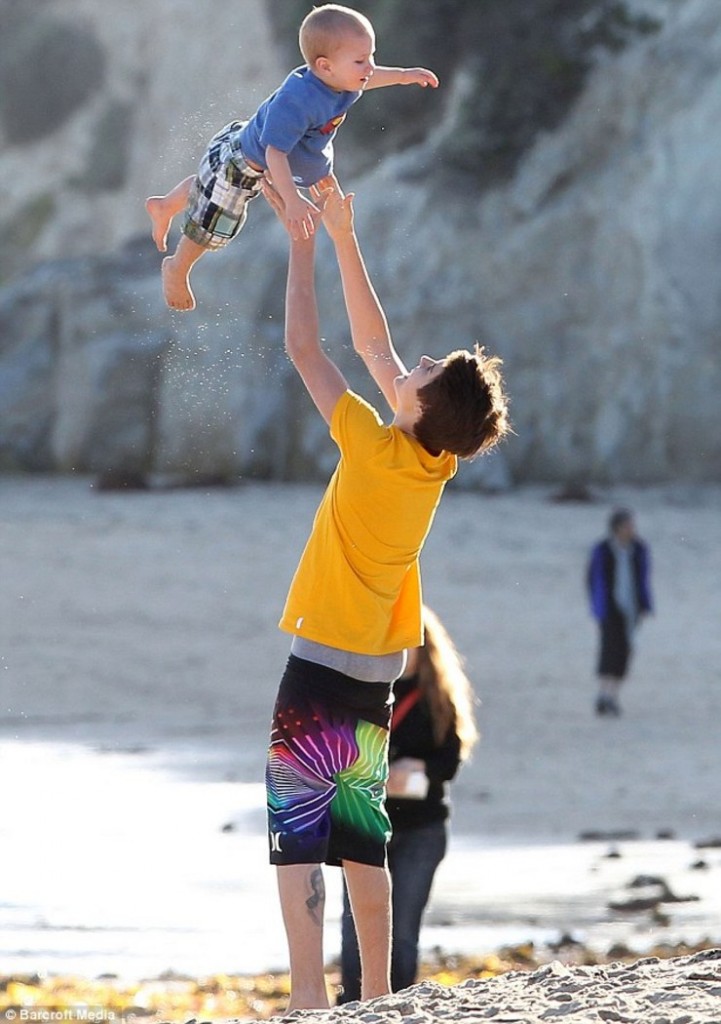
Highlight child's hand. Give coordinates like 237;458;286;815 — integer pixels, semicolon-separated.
284;191;320;241
261;180;319;240
403;67;439;88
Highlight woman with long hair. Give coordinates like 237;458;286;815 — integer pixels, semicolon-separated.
339;606;479;1000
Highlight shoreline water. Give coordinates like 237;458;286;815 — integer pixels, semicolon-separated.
2;737;719;983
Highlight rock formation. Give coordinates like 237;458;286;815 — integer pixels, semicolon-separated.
1;0;719;484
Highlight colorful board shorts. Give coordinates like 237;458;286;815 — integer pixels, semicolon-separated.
266;654;393;868
182;121;264;251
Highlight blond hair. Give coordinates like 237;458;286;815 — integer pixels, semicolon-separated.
416;606;480;761
299;4;374;65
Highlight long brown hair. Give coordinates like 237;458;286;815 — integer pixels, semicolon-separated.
415;606;479;760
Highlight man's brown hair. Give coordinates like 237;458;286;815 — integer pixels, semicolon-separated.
414;346;510;460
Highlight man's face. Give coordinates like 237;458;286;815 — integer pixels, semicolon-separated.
394;356;446;420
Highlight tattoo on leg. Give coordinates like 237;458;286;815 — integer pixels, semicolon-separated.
305;867;325;925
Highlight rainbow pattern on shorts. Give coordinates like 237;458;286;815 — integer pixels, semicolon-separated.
266;691;391;863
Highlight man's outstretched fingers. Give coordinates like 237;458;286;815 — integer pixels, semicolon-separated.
261;181;287;224
311;180;340;204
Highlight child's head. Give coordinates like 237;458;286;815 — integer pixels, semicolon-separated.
299;4;375;85
412;346;510;459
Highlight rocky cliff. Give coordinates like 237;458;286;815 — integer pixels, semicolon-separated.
1;0;719;484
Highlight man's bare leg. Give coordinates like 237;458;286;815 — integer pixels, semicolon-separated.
161;234;207;311
145;175;195;253
276;864;330;1011
343;860;392;1000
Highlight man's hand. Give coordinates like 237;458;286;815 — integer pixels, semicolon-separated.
311;182;354;244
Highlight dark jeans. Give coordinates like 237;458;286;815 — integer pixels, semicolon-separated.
598;607;632;678
339;819;447;1002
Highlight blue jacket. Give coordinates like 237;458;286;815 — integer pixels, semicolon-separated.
587;538;653;622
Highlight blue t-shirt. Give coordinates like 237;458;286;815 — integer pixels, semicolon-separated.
238;66;362;187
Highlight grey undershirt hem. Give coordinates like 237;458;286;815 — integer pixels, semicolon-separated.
291;636;406;683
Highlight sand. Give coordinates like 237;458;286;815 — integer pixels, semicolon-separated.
3;474;720;840
2;474;721;1017
279;948;721;1024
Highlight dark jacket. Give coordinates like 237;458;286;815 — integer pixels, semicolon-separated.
587;538;653;623
386;674;462;831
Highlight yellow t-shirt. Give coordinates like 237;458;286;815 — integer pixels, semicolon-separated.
279;391;457;655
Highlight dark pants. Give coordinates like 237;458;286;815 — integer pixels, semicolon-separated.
598;607;632;679
339;820;447;1002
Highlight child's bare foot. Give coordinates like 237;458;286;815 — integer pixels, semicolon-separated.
162;256;196;311
145;196;174;253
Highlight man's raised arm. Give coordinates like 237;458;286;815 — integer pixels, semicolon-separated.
317;186;408;412
265;182;348;426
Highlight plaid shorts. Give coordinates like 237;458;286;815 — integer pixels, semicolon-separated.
182;121;264;251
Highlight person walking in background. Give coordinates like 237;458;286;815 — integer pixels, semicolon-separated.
338;606;479;1002
587;508;653;717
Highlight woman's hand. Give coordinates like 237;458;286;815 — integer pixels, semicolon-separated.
387;757;427;797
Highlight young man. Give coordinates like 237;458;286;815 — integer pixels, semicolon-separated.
264;181;509;1010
